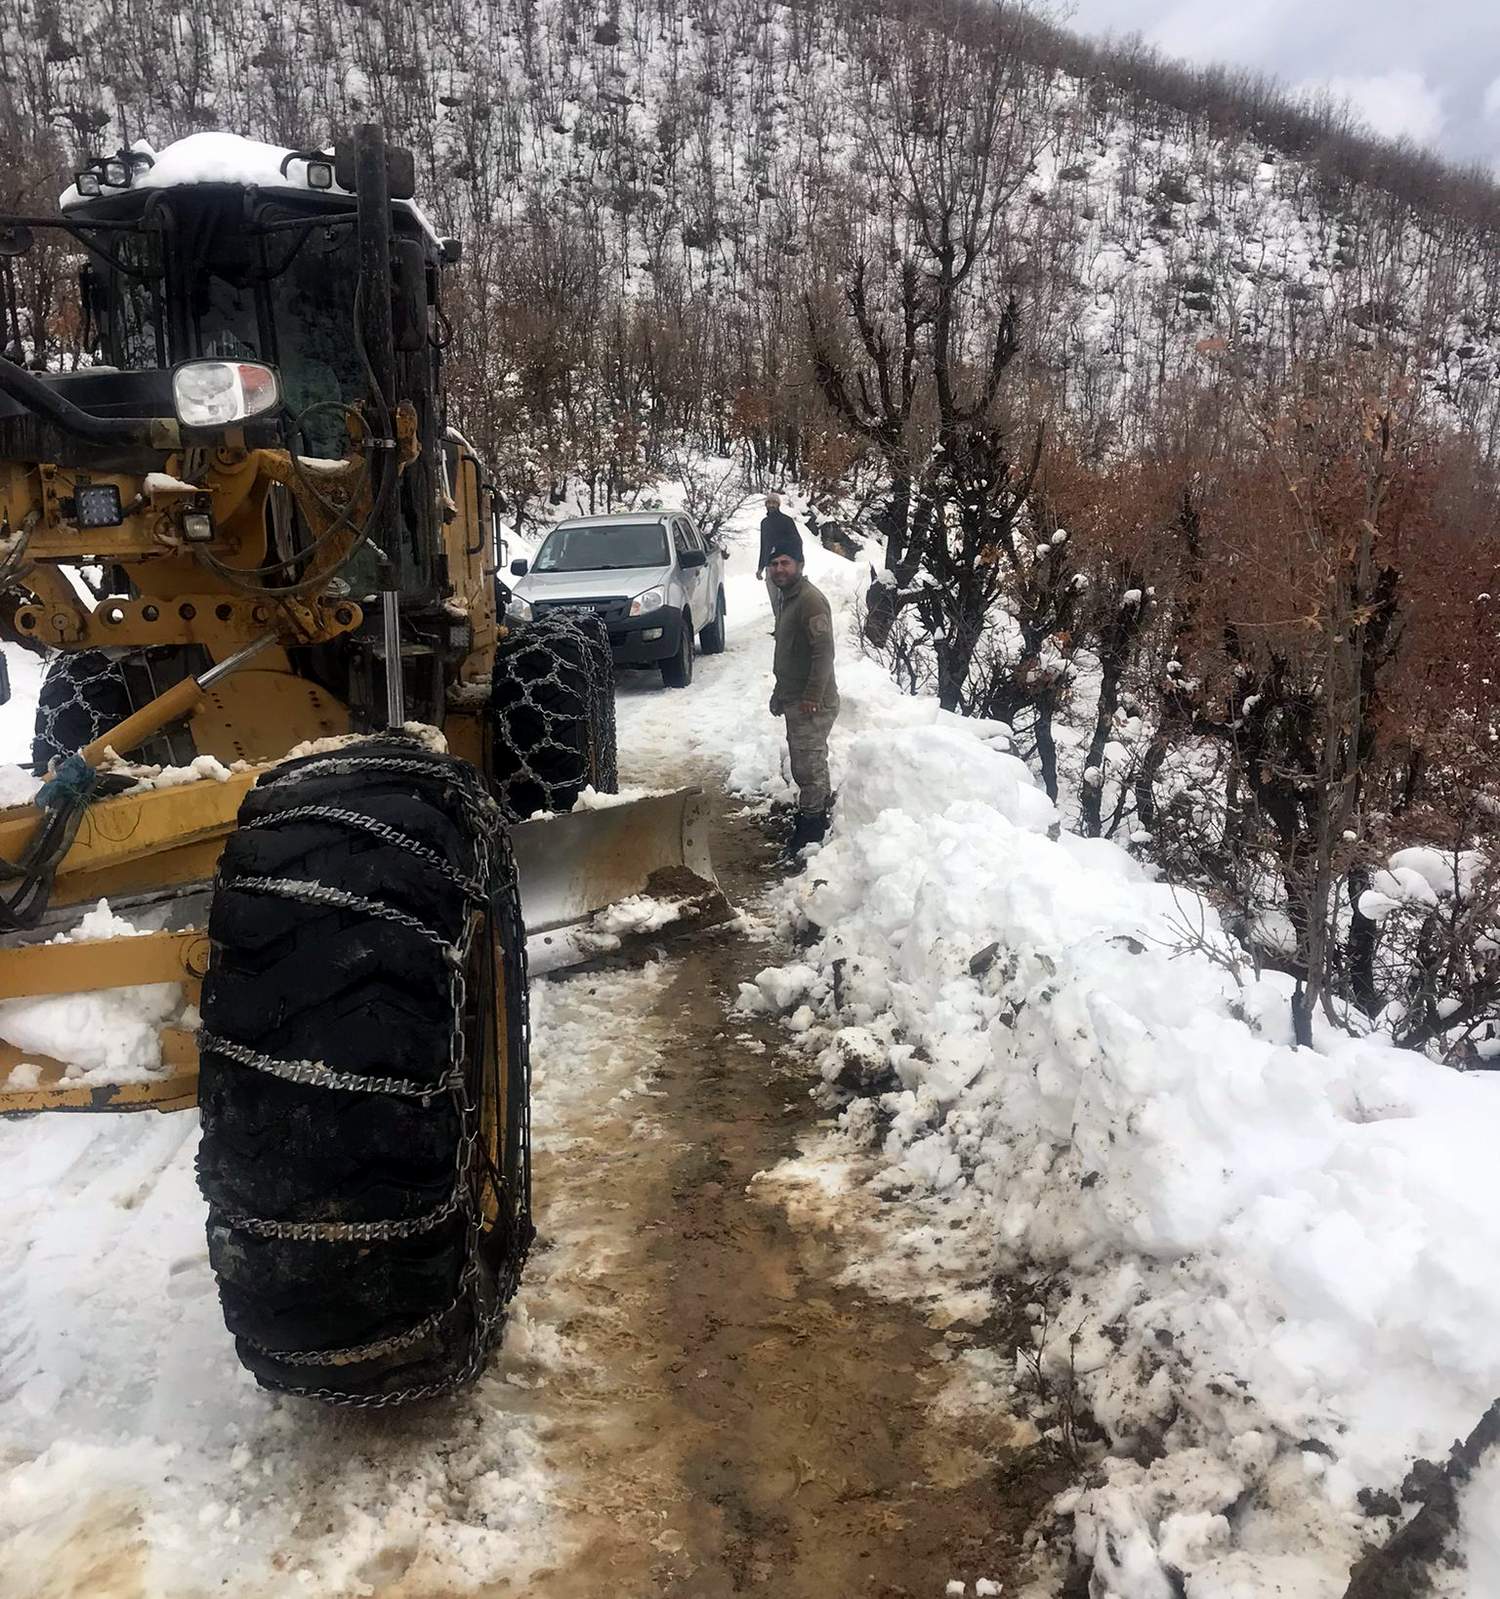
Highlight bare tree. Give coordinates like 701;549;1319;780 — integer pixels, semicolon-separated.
806;0;1055;710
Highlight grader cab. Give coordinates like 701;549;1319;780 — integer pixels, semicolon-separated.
0;126;718;1403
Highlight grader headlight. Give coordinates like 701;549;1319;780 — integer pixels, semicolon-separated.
172;360;282;430
72;483;124;528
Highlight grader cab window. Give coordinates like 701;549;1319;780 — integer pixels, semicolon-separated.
83;195;366;458
264;218;366;459
102;231;167;370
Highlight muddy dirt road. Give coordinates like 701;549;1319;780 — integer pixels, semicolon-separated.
511;783;1059;1598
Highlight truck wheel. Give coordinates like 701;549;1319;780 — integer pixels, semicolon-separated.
31;649;133;774
196;735;532;1404
660;613;695;688
699;589;727;655
490;613;610;818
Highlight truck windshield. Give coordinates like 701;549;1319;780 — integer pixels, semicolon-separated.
534;523;669;572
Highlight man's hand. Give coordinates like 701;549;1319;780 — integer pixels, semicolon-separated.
799;699;819;715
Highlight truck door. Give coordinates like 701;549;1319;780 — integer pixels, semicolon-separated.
672;516;708;628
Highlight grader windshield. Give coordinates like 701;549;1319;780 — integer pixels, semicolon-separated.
74;191;367;460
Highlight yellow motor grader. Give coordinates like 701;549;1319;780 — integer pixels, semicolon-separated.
0;125;716;1404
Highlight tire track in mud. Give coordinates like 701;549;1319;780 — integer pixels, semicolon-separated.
523;789;1066;1598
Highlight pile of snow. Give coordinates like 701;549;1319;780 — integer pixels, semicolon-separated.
0;900;191;1082
723;538;1500;1593
102;752;236;790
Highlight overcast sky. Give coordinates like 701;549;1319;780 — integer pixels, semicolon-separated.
1063;0;1500;170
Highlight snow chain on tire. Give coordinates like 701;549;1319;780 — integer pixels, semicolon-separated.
566;609;618;793
489;611;618;820
31;649;133;774
196;733;533;1406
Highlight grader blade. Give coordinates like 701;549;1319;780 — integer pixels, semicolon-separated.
0;784;726;1114
512;787;729;971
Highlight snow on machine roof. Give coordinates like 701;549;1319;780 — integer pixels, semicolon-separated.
59;131;443;246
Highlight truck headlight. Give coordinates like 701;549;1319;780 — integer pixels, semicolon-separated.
172;360;282;429
629;587;664;616
506;595;534;623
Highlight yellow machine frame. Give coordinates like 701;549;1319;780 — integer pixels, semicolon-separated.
0;419;502;1113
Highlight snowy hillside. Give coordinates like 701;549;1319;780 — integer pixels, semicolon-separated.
5;0;1500;491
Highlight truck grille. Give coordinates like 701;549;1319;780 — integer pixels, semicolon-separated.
531;597;631;624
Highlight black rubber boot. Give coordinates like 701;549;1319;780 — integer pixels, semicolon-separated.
783;807;829;863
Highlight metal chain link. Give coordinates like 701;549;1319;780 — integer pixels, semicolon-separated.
565;610;619;793
199;1029;461;1098
246;1294;461;1368
219;1186;462;1241
490;611;617;819
32;650;130;770
241;804;484;900
229;875;462;959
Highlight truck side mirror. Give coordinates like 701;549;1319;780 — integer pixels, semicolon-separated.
510;557;529;576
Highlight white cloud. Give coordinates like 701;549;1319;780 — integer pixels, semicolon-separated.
1297;69;1446;145
1065;0;1500;166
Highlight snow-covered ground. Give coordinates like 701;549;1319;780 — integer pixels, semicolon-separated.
3;493;1498;1592
705;523;1500;1593
578;496;1500;1591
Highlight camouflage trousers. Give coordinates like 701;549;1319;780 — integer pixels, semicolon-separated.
784;697;839;814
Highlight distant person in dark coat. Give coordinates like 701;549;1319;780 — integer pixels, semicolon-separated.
756;492;803;629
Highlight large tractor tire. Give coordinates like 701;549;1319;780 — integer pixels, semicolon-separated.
489;612;617;820
31;649;134;774
196;735;532;1404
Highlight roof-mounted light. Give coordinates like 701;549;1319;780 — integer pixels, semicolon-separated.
279;148;337;191
172;360;282;430
73;170;102;198
100;158;130;188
